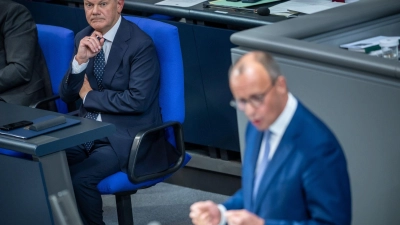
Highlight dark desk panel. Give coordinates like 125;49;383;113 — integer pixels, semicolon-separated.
0;102;114;157
0;102;115;225
0;155;53;225
168;22;239;151
192;25;239;151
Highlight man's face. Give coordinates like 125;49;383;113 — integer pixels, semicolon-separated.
84;0;123;34
229;60;287;131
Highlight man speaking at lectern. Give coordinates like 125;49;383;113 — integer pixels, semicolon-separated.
190;51;351;225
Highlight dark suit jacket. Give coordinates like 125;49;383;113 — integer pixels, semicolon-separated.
0;0;53;108
224;101;351;225
59;17;167;175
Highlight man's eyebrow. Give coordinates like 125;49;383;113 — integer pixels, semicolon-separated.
249;93;264;98
84;0;94;4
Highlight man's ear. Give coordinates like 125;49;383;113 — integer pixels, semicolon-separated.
117;0;124;13
275;76;287;93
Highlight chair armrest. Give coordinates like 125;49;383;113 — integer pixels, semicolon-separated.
127;121;185;183
29;94;60;109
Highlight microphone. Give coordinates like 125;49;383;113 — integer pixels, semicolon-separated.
203;2;270;16
254;7;271;16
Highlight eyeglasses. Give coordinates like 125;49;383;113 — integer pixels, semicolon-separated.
230;84;274;111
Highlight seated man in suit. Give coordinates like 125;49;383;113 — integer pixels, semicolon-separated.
0;0;53;109
59;0;167;224
190;51;351;225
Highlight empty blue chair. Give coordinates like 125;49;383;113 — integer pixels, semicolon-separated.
97;16;190;225
34;24;74;113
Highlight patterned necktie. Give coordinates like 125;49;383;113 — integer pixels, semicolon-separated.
253;130;272;201
83;48;105;152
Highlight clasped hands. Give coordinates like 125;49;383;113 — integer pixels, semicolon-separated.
76;31;105;100
189;201;264;225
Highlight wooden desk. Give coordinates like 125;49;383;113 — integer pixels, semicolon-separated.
0;102;115;225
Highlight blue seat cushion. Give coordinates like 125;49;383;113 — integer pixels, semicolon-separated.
98;153;191;194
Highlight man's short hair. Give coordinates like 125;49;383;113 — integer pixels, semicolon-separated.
229;51;281;83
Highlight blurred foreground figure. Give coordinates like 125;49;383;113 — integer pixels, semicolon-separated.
190;51;351;225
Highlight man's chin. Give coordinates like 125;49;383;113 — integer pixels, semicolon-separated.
90;22;105;30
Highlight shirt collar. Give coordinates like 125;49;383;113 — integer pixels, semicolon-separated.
103;16;121;42
268;92;297;136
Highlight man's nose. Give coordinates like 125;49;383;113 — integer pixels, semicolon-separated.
92;5;99;14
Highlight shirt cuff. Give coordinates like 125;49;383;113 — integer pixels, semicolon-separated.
83;92;87;103
72;56;88;74
217;204;227;225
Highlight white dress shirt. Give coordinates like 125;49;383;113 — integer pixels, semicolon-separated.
71;16;122;121
217;92;298;225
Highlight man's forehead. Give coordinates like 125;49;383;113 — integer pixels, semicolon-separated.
233;60;267;78
84;0;113;3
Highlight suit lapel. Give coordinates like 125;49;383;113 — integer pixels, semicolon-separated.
253;105;303;213
102;18;130;86
242;127;263;211
253;139;295;213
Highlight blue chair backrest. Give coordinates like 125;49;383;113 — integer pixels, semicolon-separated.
123;16;184;145
124;16;184;123
37;24;74;113
98;17;189;202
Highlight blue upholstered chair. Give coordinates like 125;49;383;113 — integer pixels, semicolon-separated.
33;24;74;113
96;16;191;225
0;24;74;158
